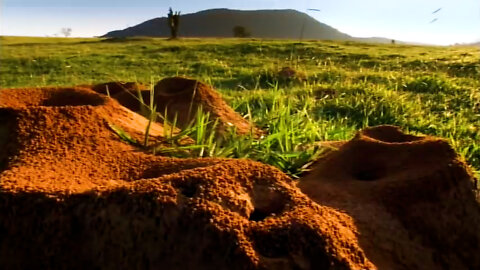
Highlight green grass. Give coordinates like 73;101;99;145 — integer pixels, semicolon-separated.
1;36;479;178
156;97;327;177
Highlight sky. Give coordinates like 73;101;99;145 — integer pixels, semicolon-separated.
1;0;479;45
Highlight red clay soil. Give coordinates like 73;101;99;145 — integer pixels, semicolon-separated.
87;79;261;137
299;125;480;270
0;86;373;269
153;77;261;136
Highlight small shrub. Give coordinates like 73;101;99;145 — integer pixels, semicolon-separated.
252;67;305;89
167;8;181;39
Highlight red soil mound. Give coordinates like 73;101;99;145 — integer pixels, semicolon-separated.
153;77;261;136
86;79;261;137
0;86;373;269
299;125;480;270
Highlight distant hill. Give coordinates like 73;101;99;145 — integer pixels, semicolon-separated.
453;41;480;47
104;9;357;40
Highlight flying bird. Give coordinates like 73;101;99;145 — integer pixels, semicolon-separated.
307;8;321;12
429;18;438;24
432;8;442;14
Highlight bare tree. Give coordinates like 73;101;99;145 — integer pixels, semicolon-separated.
167;8;180;39
60;28;72;37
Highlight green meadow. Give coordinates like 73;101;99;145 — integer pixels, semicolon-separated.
1;36;479;177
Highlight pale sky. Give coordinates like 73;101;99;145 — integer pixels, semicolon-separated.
1;0;479;45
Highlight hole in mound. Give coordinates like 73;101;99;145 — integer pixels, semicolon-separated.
181;186;197;198
0;110;18;172
362;125;422;143
175;182;199;198
154;77;198;97
353;169;383;181
249;209;270;221
42;89;106;107
249;184;287;221
351;164;386;181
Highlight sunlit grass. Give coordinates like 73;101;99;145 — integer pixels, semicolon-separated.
1;36;479;177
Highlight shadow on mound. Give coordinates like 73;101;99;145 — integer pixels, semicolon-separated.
299;125;480;270
42;88;107;107
0;110;18;172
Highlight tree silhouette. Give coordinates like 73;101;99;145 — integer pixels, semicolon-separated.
233;26;251;38
168;8;181;39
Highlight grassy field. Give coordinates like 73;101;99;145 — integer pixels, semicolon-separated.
1;36;479;177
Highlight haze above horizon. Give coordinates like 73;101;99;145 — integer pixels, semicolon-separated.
2;0;479;45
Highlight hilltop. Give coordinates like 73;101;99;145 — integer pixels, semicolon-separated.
103;8;393;42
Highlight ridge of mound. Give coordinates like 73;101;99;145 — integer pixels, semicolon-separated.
0;86;373;269
299;125;480;270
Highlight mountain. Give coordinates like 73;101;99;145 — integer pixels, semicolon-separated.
453;41;480;47
103;9;354;40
